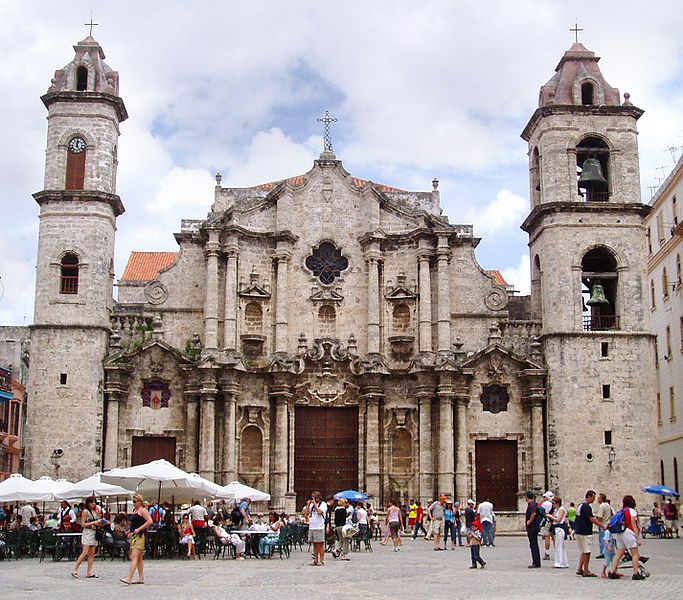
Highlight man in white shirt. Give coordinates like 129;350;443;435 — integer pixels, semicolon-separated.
478;498;495;547
355;502;368;537
20;503;37;525
188;500;208;529
541;491;554;560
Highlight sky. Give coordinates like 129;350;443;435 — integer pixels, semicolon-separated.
0;0;682;325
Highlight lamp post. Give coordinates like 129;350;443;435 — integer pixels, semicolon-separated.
608;447;616;471
50;448;63;479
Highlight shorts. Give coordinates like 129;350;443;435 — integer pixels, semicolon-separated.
388;521;400;538
664;519;677;529
308;528;325;543
432;518;444;536
576;534;592;554
408;517;416;527
540;524;551;538
130;533;145;551
614;529;638;550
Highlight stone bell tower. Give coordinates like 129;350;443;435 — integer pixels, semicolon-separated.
521;43;658;504
25;36;127;480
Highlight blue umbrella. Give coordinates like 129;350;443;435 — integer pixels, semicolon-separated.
641;484;680;497
334;489;368;501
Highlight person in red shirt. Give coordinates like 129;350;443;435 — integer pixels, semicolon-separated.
412;501;427;539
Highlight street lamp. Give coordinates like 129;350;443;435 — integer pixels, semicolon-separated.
608;446;616;470
50;448;64;478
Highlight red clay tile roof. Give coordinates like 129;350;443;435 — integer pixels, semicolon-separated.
121;252;178;281
256;175;307;190
351;177;405;193
486;270;509;286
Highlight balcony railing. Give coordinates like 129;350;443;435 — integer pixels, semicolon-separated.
583;314;620;331
60;275;79;294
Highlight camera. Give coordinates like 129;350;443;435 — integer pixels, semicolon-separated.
52;448;64;457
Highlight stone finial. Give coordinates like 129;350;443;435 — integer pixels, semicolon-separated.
109;330;122;351
432;178;439;191
622;92;632;106
347;333;357;354
151;314;164;340
215;172;222;185
487;323;502;345
297;333;308;354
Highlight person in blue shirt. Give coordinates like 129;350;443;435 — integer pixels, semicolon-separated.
443;501;456;550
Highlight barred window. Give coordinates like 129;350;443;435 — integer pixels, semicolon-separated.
60;253;79;294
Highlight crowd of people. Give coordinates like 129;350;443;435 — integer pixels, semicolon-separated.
1;488;680;582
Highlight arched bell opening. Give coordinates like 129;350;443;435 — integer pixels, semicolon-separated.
581;81;595;106
577;136;610;202
581;248;619;331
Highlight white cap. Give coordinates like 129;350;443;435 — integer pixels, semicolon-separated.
467;499;475;505
543;491;554;499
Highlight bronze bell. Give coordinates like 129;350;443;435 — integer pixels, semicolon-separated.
586;283;609;306
578;158;608;190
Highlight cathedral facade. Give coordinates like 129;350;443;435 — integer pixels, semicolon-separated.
24;36;658;518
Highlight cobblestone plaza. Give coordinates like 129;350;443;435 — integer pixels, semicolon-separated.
2;536;682;599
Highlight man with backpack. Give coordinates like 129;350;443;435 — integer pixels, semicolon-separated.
524;491;542;568
149;501;165;530
574;489;606;577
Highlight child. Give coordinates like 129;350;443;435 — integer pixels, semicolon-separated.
468;516;486;569
601;529;618;578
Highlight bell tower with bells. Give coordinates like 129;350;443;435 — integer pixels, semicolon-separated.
25;34;127;480
521;40;658;503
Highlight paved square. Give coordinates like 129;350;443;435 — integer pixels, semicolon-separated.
2;535;682;599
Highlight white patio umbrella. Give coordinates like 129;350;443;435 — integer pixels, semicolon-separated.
217;481;270;502
32;476;74;500
100;459;222;504
0;473;52;503
54;473;133;500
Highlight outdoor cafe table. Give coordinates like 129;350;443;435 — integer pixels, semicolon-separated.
229;530;269;558
55;532;82;561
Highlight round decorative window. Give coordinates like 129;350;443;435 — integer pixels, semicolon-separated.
67;137;86;154
305;242;349;285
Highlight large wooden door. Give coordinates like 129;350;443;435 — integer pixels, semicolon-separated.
475;440;518;510
132;436;176;466
295;407;358;508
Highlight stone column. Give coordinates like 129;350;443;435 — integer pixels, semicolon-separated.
365;249;382;354
454;388;470;502
221;383;239;483
435;236;451;352
223;242;239;351
530;399;545;491
273;251;291;354
416;384;434;503
269;378;292;510
437;384;455;496
203;229;220;351
103;392;120;469
418;251;433;353
199;380;217;479
185;392;200;473
361;382;383;500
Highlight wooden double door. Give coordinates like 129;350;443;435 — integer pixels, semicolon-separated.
132;435;176;466
294;406;358;508
475;440;518;510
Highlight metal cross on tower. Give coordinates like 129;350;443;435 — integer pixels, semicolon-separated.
317;110;338;152
570;21;583;43
84;14;99;37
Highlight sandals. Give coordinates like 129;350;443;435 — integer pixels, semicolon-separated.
71;572;78;579
120;578;131;585
86;574;99;579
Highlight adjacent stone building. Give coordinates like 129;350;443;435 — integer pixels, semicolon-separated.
23;37;659;516
645;155;683;492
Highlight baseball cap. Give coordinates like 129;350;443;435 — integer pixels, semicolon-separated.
467;499;475;505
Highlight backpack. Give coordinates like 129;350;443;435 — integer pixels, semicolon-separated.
608;508;628;534
351;509;358;524
230;506;243;525
536;504;547;528
150;506;162;525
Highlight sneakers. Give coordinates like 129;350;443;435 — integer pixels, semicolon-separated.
632;573;646;581
543;554;551;560
480;561;486;569
469;565;478;569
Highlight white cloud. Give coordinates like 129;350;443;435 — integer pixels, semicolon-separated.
147;167;215;213
502;254;531;296
465;189;528;237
